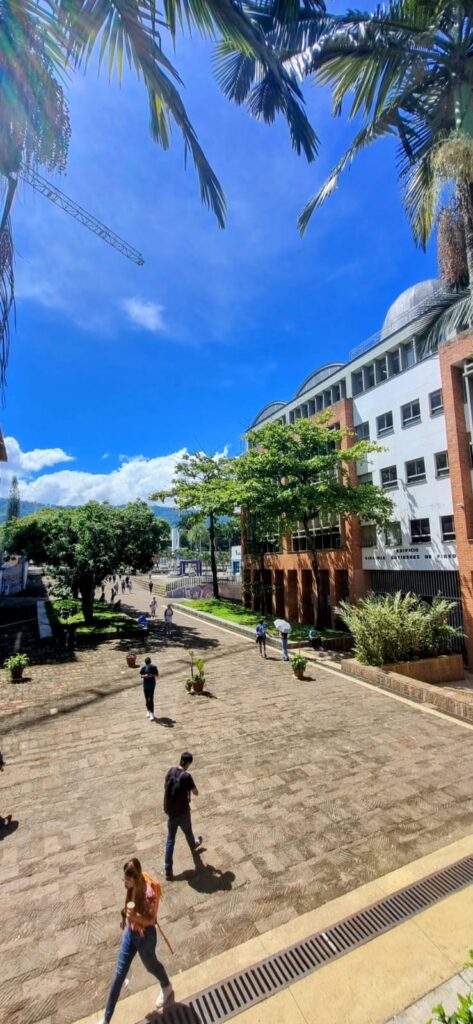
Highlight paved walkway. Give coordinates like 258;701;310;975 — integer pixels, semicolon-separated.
1;580;473;1024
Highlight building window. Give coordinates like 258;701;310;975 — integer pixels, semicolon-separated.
357;472;373;484
376;356;388;383
385;521;402;546
290;516;341;552
429;389;444;415
377;410;394;436
308;399;316;416
316;395;324;412
364;363;375;390
352;370;364;396
402;340;416;369
381;465;398;489
323;390;332;408
410;518;431;543
361;523;377;547
388;349;400;376
355;421;370;440
332;383;341;403
441;515;456;541
435;451;449;477
401;399;421;427
406;457;426;483
294;407;302;420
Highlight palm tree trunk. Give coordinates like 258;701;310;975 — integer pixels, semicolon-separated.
458;181;473;296
209;512;219;600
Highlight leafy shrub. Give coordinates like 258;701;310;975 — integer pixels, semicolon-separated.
337;592;461;667
290;653;308;674
428;950;473;1022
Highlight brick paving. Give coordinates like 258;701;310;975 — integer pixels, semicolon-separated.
1;578;473;1024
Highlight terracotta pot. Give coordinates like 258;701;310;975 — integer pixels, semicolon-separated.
126;654;137;668
293;669;304;680
192;679;204;693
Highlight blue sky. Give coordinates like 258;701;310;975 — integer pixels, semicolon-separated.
3;18;438;505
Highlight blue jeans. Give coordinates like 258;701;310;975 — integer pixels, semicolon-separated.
165;809;196;874
281;635;289;660
104;925;170;1022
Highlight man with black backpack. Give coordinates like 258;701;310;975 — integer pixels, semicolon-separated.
164;752;202;881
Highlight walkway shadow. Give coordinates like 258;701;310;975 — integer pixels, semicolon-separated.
174;854;235;894
0;815;18;839
154;716;176;728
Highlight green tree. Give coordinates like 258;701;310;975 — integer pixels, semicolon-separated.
3;500;168;623
235;413;393;625
150;451;236;599
187;522;210;554
6;475;20;521
0;0;318;387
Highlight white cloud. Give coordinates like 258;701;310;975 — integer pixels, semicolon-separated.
4;436;74;475
123;298;166;332
9;448;186;506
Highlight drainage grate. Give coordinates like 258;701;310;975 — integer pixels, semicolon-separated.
163;853;473;1024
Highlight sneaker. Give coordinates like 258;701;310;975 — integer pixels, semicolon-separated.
146;711;150;718
165;871;173;881
149;714;155;722
194;835;203;849
156;984;174;1009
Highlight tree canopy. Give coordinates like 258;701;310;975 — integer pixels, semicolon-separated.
3;500;170;622
236;414;393;623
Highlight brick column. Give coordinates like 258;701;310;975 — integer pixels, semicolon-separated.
440;333;473;666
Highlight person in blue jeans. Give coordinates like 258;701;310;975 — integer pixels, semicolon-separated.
279;630;289;661
98;858;173;1023
164;752;202;881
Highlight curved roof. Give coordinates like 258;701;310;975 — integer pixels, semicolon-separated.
381;279;441;339
294;362;344;398
250;401;285;429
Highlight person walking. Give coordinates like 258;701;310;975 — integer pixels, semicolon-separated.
150;596;157;618
148;580;154;595
139;657;159;722
164;604;174;636
255;619;268;658
97;858;173;1023
279;630;289;661
121;579;126;594
164;752;202;881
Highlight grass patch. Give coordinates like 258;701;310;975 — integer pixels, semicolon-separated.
48;599;141;637
179;598;345;641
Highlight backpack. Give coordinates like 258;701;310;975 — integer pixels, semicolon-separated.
142;871;162;922
163;767;185;814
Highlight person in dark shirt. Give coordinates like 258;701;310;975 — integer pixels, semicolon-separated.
139;657;159;722
163;752;202;880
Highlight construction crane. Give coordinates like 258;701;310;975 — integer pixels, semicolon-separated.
18;167;145;266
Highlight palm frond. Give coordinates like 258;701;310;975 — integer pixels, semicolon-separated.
421;290;473;353
0;219;14;396
401;151;441;247
298;112;396;234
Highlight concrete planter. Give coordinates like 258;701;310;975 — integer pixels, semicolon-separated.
383;654;464;685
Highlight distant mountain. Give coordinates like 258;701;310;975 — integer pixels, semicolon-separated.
0;499;179;525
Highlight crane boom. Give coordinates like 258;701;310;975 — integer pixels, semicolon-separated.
19;168;145;266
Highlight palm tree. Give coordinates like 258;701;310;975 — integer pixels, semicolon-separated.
0;0;319;390
217;2;473;337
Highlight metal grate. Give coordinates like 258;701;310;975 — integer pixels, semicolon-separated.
164;854;473;1024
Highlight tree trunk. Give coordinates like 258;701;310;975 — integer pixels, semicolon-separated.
209;512;219;600
71;581;79;600
458;181;473;299
303;518;322;628
79;576;95;625
259;551;268;616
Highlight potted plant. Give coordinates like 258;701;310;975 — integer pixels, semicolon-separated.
5;653;30;682
185;650;206;694
290;653;308;680
126;652;137;668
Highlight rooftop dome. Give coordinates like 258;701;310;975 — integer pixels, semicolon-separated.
381;279;441;339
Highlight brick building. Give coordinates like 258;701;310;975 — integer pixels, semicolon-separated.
244;279;473;664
